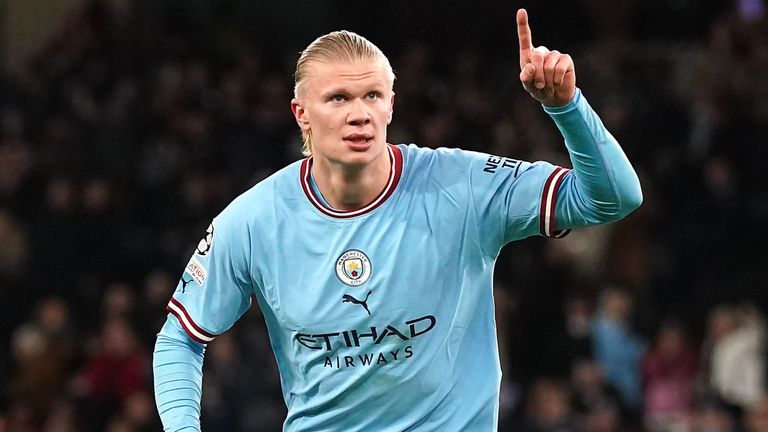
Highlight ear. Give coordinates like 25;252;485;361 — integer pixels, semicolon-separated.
387;92;395;125
291;98;311;132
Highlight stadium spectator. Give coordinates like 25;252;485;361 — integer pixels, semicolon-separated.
592;287;646;410
517;378;579;432
641;320;698;431
73;317;149;430
707;304;767;415
7;297;74;428
570;359;626;422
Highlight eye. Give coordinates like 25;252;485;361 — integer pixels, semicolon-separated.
330;94;346;102
366;92;379;100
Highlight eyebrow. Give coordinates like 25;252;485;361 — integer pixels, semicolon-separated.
321;85;386;98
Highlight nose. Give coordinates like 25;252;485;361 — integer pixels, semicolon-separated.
346;99;371;126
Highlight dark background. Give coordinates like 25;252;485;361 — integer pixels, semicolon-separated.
1;0;767;431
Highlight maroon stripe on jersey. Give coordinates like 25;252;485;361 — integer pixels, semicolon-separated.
300;144;403;218
539;167;571;237
380;145;403;207
539;169;556;236
166;298;216;344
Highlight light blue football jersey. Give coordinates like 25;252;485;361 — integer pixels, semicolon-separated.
168;143;571;430
156;90;643;431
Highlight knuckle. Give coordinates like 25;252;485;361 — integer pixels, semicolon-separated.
545;52;560;64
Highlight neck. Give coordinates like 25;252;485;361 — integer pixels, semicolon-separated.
311;148;390;211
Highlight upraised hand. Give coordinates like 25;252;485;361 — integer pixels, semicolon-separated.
517;9;576;107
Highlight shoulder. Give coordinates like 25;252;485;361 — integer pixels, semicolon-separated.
397;143;468;160
397;143;487;171
397;143;508;180
216;159;304;226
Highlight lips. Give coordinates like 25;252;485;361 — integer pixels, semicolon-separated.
343;133;373;142
343;133;374;150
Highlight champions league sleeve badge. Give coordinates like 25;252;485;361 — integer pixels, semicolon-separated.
195;223;214;256
335;249;372;286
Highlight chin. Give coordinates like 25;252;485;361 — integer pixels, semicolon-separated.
338;152;376;168
340;141;386;164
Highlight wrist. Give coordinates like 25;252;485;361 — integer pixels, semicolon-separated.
543;88;581;114
542;88;577;108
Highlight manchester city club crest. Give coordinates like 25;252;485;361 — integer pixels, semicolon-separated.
335;249;371;286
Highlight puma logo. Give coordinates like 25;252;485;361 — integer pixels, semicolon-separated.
342;291;372;316
180;277;193;293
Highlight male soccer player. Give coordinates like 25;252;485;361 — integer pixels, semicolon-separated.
153;9;642;431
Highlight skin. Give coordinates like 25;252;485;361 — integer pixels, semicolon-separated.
290;8;575;210
291;60;395;211
516;8;576;107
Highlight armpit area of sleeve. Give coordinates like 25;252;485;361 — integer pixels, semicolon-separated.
166;298;217;344
539;167;571;238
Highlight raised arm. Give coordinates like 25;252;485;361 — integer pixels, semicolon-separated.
516;8;642;229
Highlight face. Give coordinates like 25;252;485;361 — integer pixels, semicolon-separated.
292;59;394;167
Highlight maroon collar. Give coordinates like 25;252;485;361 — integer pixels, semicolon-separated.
300;144;403;218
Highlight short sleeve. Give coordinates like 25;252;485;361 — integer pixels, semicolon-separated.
166;209;253;344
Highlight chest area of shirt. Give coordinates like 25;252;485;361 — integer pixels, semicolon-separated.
257;211;469;333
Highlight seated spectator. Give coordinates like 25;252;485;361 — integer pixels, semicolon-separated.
700;303;766;417
72;317;149;431
8;297;74;428
592;287;646;410
642;320;698;432
571;358;625;421
516;377;579;432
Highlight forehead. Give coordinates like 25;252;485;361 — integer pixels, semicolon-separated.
303;59;391;93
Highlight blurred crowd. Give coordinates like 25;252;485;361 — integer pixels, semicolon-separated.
1;0;767;431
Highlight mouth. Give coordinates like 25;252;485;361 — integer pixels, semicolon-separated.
343;133;374;150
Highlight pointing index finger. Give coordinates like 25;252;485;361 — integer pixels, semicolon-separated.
517;9;533;70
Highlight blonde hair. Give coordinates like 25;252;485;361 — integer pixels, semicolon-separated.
294;30;395;156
